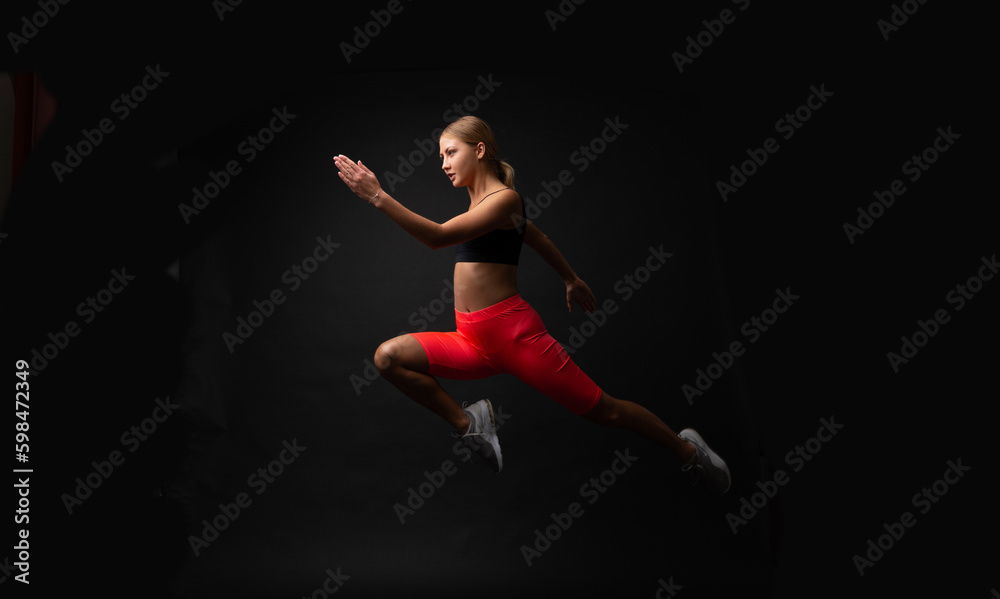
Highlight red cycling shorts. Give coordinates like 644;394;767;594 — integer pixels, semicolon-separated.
408;294;602;415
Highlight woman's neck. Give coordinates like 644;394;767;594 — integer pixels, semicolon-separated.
467;171;504;207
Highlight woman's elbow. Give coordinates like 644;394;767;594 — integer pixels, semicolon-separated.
424;234;450;250
425;227;460;250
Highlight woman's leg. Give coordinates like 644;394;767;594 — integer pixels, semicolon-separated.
497;301;728;489
582;392;696;463
583;392;730;493
374;334;471;433
375;333;505;473
497;304;692;460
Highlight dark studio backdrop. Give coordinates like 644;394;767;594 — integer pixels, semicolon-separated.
0;2;996;599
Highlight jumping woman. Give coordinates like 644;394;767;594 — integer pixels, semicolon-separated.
333;116;730;493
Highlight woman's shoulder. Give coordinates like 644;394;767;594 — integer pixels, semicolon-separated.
476;187;520;209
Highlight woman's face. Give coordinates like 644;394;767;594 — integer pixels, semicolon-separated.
439;137;482;187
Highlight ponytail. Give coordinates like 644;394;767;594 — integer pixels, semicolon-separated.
494;159;515;190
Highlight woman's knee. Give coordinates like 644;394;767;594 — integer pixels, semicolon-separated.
374;335;426;374
582;393;621;426
373;338;401;372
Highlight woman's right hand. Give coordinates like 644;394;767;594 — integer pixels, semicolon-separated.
334;154;382;204
566;277;596;313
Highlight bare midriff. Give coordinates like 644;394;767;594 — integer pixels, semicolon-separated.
453;262;519;313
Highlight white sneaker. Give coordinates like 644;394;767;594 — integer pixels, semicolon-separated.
679;428;730;494
454;399;503;473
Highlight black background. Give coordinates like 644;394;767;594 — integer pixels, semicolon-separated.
1;1;996;598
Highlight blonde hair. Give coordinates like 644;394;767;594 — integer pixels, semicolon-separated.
440;116;515;190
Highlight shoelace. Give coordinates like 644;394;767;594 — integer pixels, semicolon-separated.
680;445;704;486
451;402;484;438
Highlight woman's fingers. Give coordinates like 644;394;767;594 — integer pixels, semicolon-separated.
334;154;357;175
335;155;362;189
335;155;376;187
567;285;596;313
334;154;381;201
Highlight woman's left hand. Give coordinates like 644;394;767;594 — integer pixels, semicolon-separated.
566;277;596;313
334;154;382;203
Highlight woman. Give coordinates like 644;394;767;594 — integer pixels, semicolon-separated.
333;116;730;493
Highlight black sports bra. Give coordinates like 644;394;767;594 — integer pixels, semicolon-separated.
454;189;525;266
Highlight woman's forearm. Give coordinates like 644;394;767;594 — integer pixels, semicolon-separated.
335;154;448;249
372;191;446;249
526;223;580;285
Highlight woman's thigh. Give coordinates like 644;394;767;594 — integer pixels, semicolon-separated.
501;308;603;414
405;331;497;380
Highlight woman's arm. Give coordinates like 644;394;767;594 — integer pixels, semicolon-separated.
524;221;596;313
334;154;518;249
